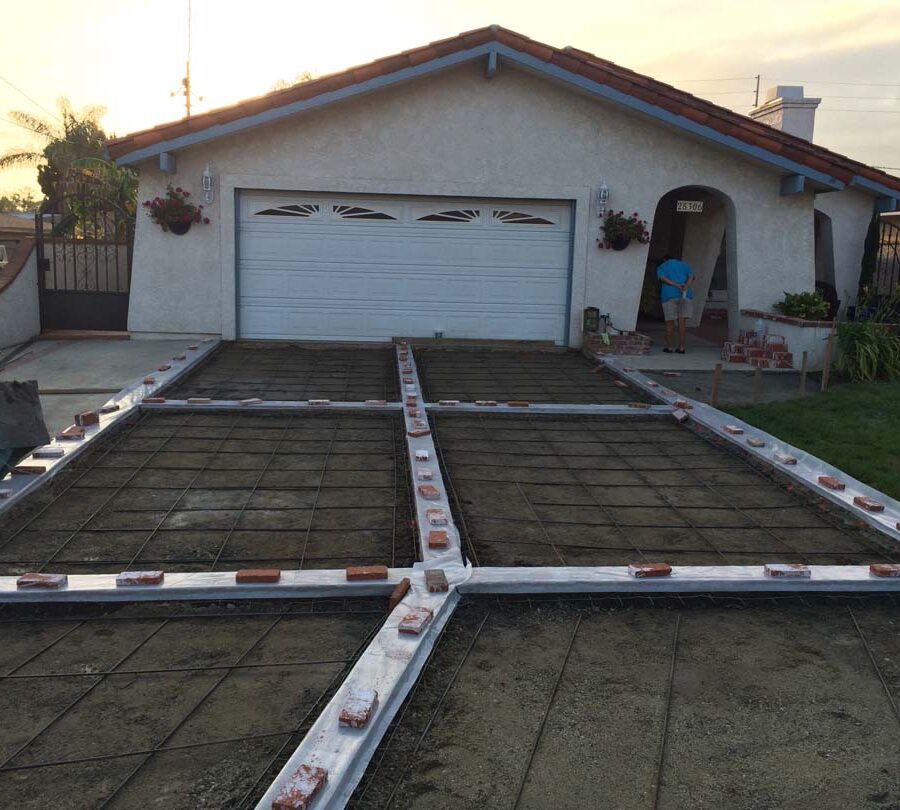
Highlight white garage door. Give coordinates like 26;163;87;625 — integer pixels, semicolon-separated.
237;192;572;343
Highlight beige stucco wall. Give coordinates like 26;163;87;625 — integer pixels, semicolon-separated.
813;188;874;311
128;60;849;344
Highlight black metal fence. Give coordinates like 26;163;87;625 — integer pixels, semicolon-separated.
35;179;134;331
876;218;900;296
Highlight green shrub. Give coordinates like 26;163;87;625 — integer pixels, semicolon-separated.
773;291;830;320
835;321;900;382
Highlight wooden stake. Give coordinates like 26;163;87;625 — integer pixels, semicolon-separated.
799;350;809;395
752;366;763;403
710;363;722;405
821;331;835;392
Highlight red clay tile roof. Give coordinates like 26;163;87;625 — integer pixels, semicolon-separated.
107;25;900;195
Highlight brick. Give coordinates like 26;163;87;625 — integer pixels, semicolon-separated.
142;397;166;404
774;452;797;465
818;476;845;491
17;573;67;590
418;484;441;500
507;400;530;407
672;409;689;423
853;496;884;513
143;376;156;385
272;763;328;810
407;408;421;418
408;429;431;438
157;364;172;371
365;399;387;406
416;467;433;481
425;568;449;592
662;372;681;378
399;606;434;634
388;577;411;611
622;366;635;372
402;377;413;384
174;354;187;361
724;425;744;435
776;358;794;369
346;565;389;581
188;344;199;350
75;411;99;427
116;570;164;587
628;562;672;578
475;400;498;406
415;449;430;462
12;465;45;475
99;404;120;414
308;399;331;406
405;396;418;407
870;564;900;578
426;508;448;526
614;381;629;388
727;354;746;363
747;437;766;448
236;568;281;584
628;402;651;409
764;563;810;578
339;687;379;729
402;365;413;374
187;397;212;404
749;358;771;369
32;447;65;459
240;397;264;405
428;530;450;549
57;425;85;440
438;400;460;406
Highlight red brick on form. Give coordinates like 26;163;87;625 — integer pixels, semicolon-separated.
346;565;389;581
365;399;387;406
416;467;433;481
747;437;766;448
428;530;449;549
116;570;164;587
425;569;449;592
818;476;845;491
236;569;282;584
415;449;430;462
628;562;672;578
408;429;431;438
17;573;67;590
32;447;65;459
724;425;744;435
426;508;448;526
271;764;328;810
338;688;379;729
240;398;264;405
417;484;440;500
475;400;498;406
764;563;811;578
853;496;884;512
399;606;434;634
12;465;45;475
99;404;120;414
870;564;900;578
507;401;530;407
142;397;166;404
388;577;411;611
57;425;85;440
74;411;99;427
143;377;156;385
187;397;212;404
773;452;797;465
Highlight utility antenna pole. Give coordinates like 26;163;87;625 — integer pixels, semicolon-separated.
171;0;201;118
754;74;760;108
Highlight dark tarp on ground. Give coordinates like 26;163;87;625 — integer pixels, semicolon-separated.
0;380;50;452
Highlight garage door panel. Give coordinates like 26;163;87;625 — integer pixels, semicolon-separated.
238;193;572;343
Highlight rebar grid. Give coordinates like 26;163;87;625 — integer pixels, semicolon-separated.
0;411;416;573
431;413;898;566
416;348;651;404
0;599;385;807
163;344;400;402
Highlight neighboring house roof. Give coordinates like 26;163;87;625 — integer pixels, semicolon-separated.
107;25;900;199
0;213;37;234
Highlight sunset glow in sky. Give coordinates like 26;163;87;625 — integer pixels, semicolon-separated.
2;0;899;194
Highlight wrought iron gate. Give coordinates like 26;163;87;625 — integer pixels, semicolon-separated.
35;179;134;331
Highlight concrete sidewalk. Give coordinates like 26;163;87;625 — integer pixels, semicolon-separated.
0;338;195;436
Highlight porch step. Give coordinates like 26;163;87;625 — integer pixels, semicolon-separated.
38;330;131;341
722;329;792;369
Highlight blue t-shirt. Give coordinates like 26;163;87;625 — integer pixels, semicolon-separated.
657;259;694;303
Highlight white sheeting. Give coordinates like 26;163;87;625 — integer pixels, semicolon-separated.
0;340;220;515
141;400;403;412
425;402;672;415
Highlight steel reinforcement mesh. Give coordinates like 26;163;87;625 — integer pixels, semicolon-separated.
0;597;386;810
350;593;900;810
416;348;651;404
163;343;400;402
430;413;899;567
0;411;416;575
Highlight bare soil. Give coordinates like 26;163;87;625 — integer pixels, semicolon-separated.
0;598;385;809
350;595;900;810
0;411;415;574
431;414;899;567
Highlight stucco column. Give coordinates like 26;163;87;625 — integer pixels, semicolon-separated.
680;199;726;327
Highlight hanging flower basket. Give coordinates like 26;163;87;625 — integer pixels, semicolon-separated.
142;185;210;234
599;210;650;250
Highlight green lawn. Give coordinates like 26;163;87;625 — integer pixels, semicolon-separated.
725;381;900;501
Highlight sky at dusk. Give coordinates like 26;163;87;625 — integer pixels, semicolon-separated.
1;0;899;194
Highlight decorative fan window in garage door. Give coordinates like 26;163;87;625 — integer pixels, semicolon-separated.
492;209;555;225
332;204;397;221
417;209;481;223
254;203;321;217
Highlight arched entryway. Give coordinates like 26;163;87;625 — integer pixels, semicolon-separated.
814;209;838;318
638;186;738;344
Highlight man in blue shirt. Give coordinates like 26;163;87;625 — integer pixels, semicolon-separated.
656;254;695;354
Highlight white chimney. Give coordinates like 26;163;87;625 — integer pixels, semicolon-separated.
749;85;821;142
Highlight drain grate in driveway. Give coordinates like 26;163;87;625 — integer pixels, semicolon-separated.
0;411;416;574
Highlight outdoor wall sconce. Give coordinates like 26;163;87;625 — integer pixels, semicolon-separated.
597;182;609;217
202;164;214;204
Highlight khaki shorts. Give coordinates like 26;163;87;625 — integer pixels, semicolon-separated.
662;297;693;321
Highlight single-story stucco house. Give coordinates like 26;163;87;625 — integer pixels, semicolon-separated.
107;25;900;351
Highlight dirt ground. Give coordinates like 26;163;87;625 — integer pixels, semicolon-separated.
416;348;650;404
350;595;900;810
431;413;898;567
164;343;400;401
0;598;385;809
0;411;416;575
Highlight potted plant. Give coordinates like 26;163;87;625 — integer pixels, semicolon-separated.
599;210;650;251
142;185;210;234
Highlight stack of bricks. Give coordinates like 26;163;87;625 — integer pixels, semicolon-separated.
721;330;793;369
583;331;651;357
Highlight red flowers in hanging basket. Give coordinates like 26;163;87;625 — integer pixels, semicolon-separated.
142;185;210;232
598;210;650;250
